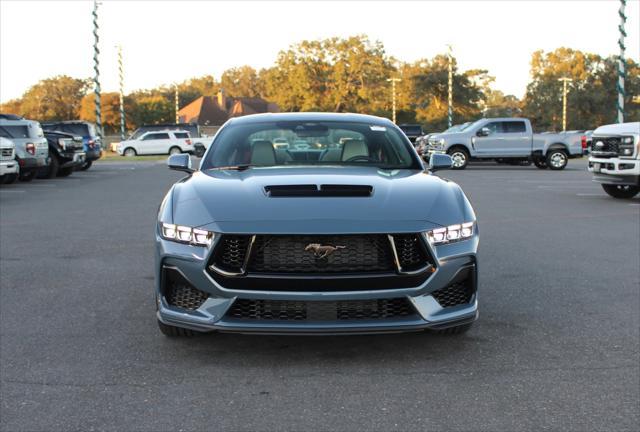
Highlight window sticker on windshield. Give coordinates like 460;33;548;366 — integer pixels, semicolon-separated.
370;125;386;131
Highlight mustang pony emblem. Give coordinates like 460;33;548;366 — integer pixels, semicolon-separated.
304;243;346;259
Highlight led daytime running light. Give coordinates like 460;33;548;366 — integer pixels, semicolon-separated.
426;222;474;245
161;223;213;246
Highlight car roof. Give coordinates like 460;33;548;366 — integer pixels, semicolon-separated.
42;120;92;125
142;129;190;134
226;112;395;126
0;118;38;126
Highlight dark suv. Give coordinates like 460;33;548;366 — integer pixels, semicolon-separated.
42;121;102;170
38;130;85;178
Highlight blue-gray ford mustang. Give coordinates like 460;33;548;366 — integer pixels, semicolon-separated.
155;112;478;336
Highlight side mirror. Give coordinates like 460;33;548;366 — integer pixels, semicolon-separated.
428;153;453;172
167;153;193;173
477;127;491;137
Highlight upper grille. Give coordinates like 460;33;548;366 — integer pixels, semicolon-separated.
393;234;430;272
226;298;416;321
591;137;620;157
248;234;395;273
211;235;252;274
0;148;13;159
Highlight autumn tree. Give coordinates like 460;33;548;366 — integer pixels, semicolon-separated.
221;66;261;98
11;75;89;121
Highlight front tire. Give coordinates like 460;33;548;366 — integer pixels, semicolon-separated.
2;173;18;184
157;320;197;337
546;149;568;170
169;146;182;155
79;161;92;171
58;167;74;177
447;147;469;170
38;155;59;179
123;148;137;157
19;170;36;182
601;184;640;199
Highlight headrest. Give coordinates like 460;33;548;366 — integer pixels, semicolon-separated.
250;140;276;166
341;139;369;161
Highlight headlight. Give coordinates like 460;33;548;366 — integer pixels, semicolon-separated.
438;138;445;145
426;222;474;245
619;136;637;157
161;223;214;246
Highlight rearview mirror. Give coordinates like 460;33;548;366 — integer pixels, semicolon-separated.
167;153;193;173
428;153;453;172
477;127;491;137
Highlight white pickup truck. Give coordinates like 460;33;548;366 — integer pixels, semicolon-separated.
425;117;586;170
588;122;640;199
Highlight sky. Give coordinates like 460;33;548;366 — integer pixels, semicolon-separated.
1;0;639;103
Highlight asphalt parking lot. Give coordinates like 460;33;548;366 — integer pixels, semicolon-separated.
1;158;638;431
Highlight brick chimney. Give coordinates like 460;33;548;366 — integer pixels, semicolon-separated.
217;88;226;109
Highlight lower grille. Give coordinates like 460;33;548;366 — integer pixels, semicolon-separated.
431;282;473;308
163;267;209;310
226;298;416;321
0;148;13;159
169;284;209;310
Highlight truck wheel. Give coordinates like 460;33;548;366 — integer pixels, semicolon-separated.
18;170;36;182
58;167;74;177
169;146;182;155
601;184;640;199
533;159;548;169
546;149;567;170
38;155;59;179
447;147;469;170
157;320;196;337
433;322;473;335
2;173;18;184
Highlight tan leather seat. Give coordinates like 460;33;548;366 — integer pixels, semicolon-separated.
250;140;276;166
341;139;369;161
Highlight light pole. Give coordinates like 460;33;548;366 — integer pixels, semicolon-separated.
617;0;627;123
92;0;102;139
387;78;401;124
447;44;453;129
174;84;180;124
558;77;573;131
117;44;125;140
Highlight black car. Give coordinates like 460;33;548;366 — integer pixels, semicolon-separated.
38;130;85;178
398;124;424;143
42;121;102;170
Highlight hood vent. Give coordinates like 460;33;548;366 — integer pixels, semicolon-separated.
264;184;373;197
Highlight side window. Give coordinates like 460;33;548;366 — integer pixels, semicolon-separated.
484;122;503;134
174;132;189;139
142;133;170;141
503;121;526;133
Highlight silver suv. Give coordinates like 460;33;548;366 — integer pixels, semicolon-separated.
0;116;48;181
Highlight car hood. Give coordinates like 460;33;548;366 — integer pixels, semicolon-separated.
593;122;640;136
169;166;474;234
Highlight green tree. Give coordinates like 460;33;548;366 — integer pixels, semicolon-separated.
221;66;261;98
16;75;89;121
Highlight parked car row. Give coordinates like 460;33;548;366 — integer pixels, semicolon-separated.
0;114;101;184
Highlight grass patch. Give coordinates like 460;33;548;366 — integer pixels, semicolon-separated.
97;152;169;162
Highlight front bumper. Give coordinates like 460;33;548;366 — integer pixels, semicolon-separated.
0;160;19;176
60;151;86;168
588;157;640;186
16;156;48;171
85;148;102;161
155;232;479;335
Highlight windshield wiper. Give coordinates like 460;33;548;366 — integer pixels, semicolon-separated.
208;164;254;171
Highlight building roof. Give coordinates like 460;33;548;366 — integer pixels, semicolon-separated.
178;94;279;126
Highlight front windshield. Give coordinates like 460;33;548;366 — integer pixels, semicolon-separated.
202;120;421;170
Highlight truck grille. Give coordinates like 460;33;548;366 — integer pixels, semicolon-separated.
226;298;416;321
210;233;433;275
0;148;13;160
590;137;619;157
